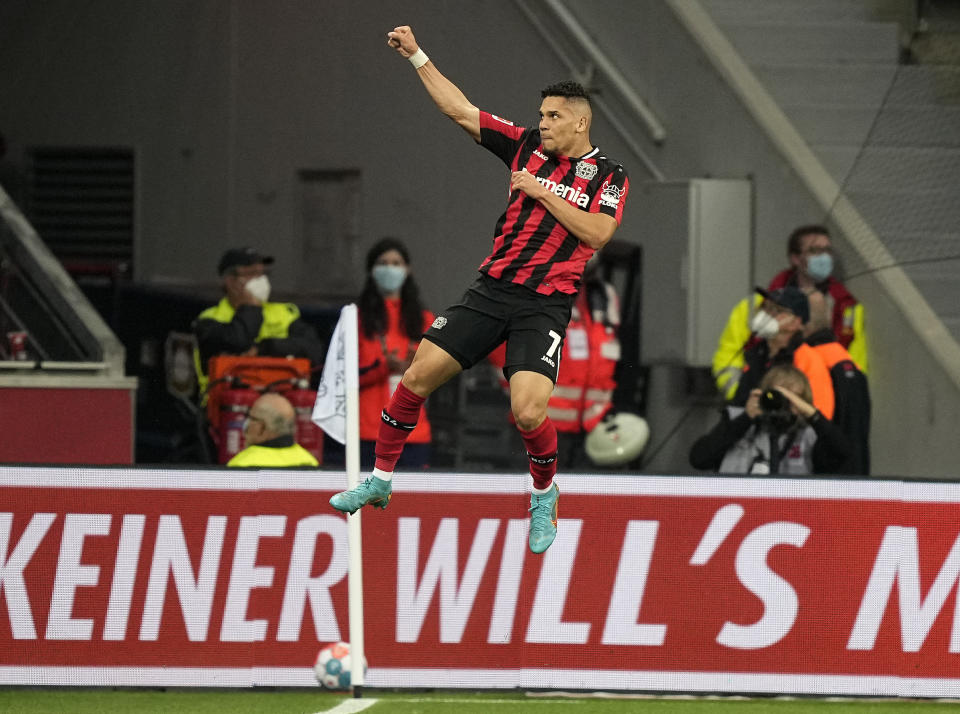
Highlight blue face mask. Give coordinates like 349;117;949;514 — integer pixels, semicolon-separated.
372;264;408;295
806;253;833;282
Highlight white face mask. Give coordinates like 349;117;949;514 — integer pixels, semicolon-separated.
372;264;408;295
244;274;271;303
750;310;780;339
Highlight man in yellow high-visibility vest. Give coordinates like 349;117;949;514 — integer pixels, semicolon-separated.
227;393;318;468
192;247;325;394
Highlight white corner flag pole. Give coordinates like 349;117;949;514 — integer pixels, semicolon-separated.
341;304;365;692
310;304;365;693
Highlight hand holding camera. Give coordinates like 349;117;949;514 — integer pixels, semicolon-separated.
746;384;818;423
750;384;816;422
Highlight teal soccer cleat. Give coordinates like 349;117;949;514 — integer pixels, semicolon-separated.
528;483;559;554
329;476;392;515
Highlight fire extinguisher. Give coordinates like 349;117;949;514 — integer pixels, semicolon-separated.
288;379;323;465
217;381;259;464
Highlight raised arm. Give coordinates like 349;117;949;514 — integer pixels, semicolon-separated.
387;25;480;141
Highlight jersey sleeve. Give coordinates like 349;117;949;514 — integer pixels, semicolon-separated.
478;110;529;167
592;165;630;225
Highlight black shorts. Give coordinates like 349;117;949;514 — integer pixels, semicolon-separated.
423;274;575;383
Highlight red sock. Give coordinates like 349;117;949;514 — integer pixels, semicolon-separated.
374;382;425;472
520;418;558;490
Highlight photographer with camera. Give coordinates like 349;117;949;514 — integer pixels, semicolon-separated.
689;364;850;475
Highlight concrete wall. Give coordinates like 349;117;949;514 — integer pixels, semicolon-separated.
0;0;648;307
1;0;957;477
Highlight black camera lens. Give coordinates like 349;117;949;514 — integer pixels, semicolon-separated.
760;389;786;412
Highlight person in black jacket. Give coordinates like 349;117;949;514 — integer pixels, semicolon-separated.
192;247;326;393
690;364;850;475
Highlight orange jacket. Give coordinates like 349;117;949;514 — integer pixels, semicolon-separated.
811;340;852;370
548;284;620;433
807;332;871;474
357;298;433;443
792;343;835;419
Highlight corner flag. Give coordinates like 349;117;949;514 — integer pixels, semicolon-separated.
311;304;358;445
310;303;365;690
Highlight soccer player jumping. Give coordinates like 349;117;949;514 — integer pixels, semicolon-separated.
330;25;630;554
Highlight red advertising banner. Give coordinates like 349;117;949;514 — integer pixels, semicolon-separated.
0;467;957;696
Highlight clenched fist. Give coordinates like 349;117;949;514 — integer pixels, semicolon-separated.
510;168;546;200
386;25;419;57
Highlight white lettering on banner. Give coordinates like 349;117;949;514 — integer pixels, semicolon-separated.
396;518;499;643
526;520;589;644
690;504;745;565
848;527;960;653
2;511;350;645
601;520;666;646
716;522;810;649
0;512;56;640
278;515;348;642
487;519;527;644
46;514;111;640
221;516;286;642
534;176;591;208
2;472;960;695
104;514;146;640
140;515;226;642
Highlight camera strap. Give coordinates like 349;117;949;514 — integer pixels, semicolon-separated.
768;423;802;474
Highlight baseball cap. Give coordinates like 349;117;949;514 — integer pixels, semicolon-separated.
217;247;274;276
755;286;810;324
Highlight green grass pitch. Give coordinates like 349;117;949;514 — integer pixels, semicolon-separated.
0;689;958;713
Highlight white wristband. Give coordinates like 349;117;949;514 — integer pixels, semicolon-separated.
408;48;429;69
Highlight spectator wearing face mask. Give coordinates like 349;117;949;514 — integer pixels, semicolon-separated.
712;225;866;400
731;286;835;420
356;238;434;469
690;364;850;475
193;247;326;394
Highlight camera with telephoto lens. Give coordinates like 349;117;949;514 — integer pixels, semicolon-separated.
760;389;787;413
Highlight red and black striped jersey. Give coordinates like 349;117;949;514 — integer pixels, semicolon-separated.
476;110;629;295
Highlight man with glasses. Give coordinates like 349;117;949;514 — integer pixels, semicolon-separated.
227;393;319;467
713;225;866;400
192;247;326;394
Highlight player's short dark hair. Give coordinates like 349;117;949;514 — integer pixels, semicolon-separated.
787;224;830;255
541;80;591;106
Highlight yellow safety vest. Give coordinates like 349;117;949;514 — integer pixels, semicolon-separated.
712;295;759;400
227;443;319;468
193;298;301;393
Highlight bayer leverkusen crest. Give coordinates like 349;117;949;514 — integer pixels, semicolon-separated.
575;161;598;180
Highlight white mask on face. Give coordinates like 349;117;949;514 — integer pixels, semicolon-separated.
244;274;271;303
750;310;780;339
372;264;408;295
